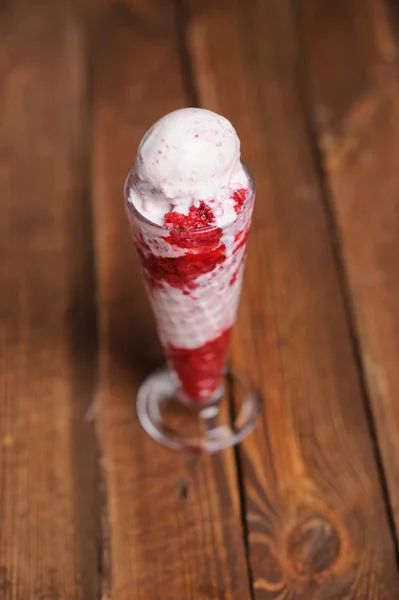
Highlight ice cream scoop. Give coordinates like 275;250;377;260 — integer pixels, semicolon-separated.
128;107;248;227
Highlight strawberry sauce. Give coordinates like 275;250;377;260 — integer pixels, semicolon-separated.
168;327;232;401
137;201;226;291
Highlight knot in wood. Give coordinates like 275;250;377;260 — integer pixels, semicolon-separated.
287;516;340;578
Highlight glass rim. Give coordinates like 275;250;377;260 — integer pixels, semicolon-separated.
124;161;255;233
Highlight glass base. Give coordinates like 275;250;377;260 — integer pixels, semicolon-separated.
136;367;260;453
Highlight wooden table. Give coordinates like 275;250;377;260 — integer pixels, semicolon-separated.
2;0;399;598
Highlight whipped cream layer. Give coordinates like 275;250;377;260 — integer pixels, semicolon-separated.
128;108;248;227
136;217;248;350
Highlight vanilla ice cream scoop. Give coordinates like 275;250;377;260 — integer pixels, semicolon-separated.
128;108;248;227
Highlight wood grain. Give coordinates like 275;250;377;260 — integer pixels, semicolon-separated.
299;0;399;537
295;0;396;141
0;1;99;598
186;0;399;597
89;2;251;598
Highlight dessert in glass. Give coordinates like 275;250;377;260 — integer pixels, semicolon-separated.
124;108;259;453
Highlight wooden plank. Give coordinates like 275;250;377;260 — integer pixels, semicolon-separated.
0;1;99;599
186;0;399;597
299;0;399;536
89;2;251;598
295;0;396;141
387;0;399;45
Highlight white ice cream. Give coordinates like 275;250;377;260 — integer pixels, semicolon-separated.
128;108;248;227
125;108;254;357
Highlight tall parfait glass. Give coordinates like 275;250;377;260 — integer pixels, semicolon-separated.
124;163;259;453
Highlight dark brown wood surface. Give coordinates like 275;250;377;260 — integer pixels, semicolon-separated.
0;1;99;598
2;0;399;598
299;0;399;540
